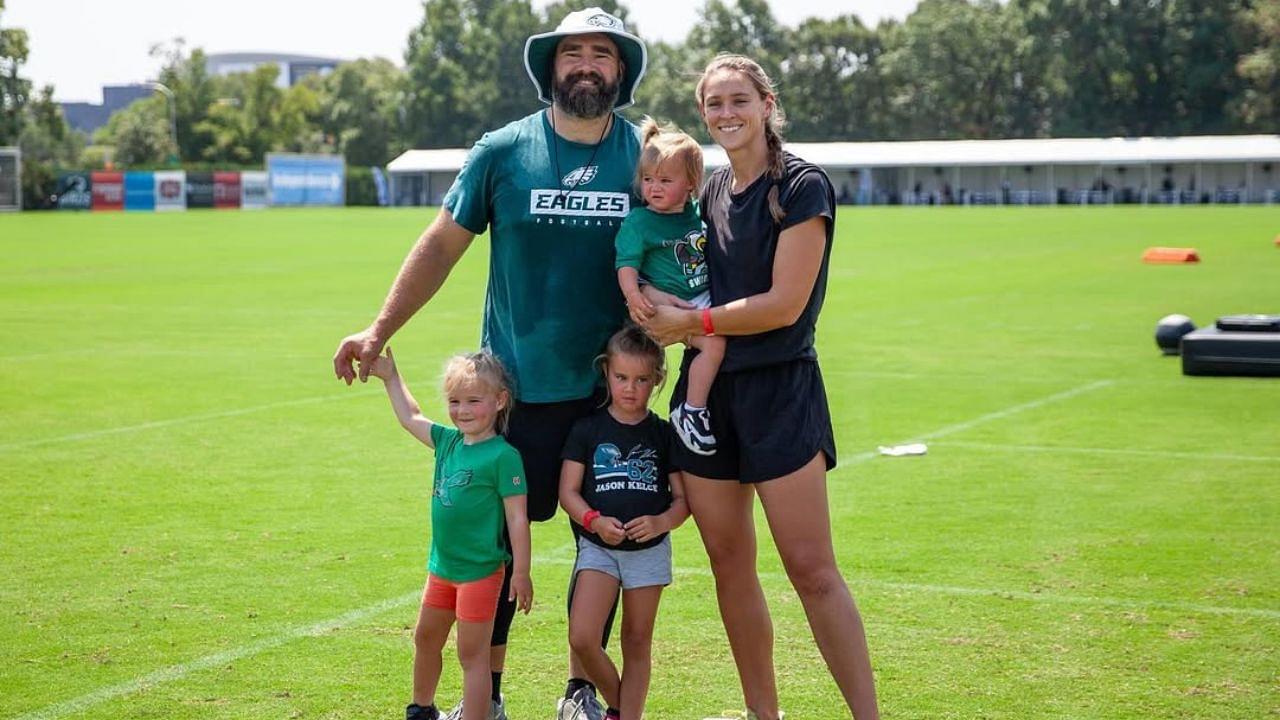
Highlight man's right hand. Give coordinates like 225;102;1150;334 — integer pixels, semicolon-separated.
333;328;387;385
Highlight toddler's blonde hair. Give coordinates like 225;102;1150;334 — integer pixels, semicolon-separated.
637;117;704;201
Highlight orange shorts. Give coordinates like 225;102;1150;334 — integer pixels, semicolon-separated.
422;566;505;623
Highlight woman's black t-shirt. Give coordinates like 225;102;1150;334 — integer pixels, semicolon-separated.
700;151;836;372
561;409;675;551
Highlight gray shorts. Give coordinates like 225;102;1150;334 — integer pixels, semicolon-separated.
573;535;672;590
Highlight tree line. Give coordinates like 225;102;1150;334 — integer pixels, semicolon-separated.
2;0;1277;207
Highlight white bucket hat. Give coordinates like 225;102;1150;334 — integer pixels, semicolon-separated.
524;8;647;110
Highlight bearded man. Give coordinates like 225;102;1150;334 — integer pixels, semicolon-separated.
333;9;647;720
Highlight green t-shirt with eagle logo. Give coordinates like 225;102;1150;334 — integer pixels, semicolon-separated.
428;424;527;582
443;110;641;402
614;201;708;301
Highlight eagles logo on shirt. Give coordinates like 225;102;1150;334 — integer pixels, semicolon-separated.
562;165;599;187
434;469;472;507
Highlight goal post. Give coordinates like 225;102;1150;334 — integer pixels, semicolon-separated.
0;147;20;211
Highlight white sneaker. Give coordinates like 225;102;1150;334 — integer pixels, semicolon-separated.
442;696;507;720
556;686;605;720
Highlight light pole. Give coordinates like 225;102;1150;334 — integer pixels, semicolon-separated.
147;81;178;164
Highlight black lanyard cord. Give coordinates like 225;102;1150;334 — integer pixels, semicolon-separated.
550;110;612;199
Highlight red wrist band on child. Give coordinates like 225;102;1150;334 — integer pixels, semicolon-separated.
581;509;601;529
701;308;716;336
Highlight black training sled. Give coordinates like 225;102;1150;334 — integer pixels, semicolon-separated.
1181;319;1280;377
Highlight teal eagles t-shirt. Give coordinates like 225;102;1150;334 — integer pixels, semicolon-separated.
614;201;708;302
428;424;527;582
443;111;642;402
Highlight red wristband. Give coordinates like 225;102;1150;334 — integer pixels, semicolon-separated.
581;509;601;530
701;308;716;336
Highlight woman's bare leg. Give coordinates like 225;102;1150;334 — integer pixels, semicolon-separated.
756;454;879;719
684;473;778;718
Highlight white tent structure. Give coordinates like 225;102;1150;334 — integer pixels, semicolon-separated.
386;149;471;206
386;135;1280;207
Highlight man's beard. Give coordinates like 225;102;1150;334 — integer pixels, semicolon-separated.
552;71;620;119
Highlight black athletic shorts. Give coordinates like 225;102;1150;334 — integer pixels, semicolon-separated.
669;351;836;483
505;389;607;522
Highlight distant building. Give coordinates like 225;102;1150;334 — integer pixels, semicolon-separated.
60;84;153;135
206;52;343;88
388;135;1280;206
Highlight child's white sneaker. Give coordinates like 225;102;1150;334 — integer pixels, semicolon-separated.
556;685;605;720
442;697;506;720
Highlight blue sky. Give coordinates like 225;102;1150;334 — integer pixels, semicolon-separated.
6;0;921;102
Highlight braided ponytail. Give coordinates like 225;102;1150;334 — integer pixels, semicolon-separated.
763;121;787;224
697;53;789;223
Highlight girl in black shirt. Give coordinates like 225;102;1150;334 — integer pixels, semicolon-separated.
559;325;689;720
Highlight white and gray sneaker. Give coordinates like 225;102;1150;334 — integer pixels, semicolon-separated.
442;696;507;720
672;403;717;456
555;685;606;720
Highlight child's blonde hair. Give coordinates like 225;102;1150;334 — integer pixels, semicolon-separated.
441;350;514;433
595;324;667;406
637;117;704;200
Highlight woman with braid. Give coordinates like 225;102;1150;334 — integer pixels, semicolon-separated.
637;54;881;720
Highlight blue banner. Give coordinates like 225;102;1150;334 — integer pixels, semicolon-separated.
267;153;345;206
124;171;156;211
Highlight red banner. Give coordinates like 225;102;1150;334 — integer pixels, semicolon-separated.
213;171;242;209
91;171;124;211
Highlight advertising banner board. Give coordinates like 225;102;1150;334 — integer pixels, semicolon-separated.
186;172;215;209
91;171;124;211
57;172;93;210
154;170;187;211
213;171;241;209
267;153;345;206
241;170;269;209
124;172;156;211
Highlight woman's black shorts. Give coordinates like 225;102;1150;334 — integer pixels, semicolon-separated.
669;352;837;483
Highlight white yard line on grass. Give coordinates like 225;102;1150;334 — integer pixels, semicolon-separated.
933;440;1280;464
21;552;1280;720
18;378;1265;717
14;591;420;720
842;379;1115;464
535;557;1280;622
0;392;374;453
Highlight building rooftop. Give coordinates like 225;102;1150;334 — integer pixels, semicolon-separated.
388;135;1280;173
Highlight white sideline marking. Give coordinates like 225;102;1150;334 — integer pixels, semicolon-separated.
537;558;1280;621
14;591;420;720
905;380;1114;443
843;379;1115;464
934;440;1280;464
16;378;1266;717
0;392;374;453
20;551;1279;718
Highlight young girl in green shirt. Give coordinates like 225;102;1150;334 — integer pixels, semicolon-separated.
366;349;532;720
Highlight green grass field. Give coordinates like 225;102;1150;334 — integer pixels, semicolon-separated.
2;206;1278;719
